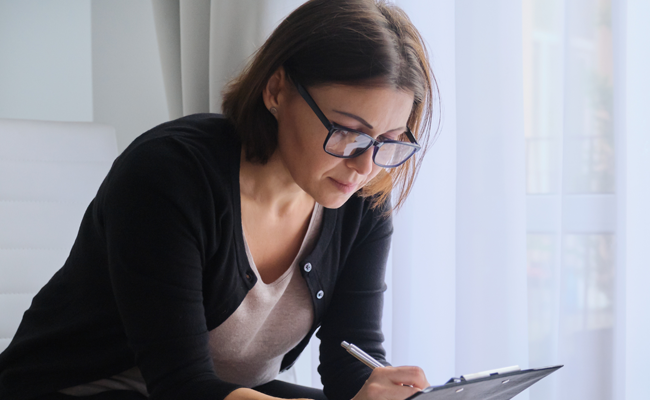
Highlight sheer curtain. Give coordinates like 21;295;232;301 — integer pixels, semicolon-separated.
150;1;649;398
524;0;650;399
523;0;617;398
389;0;529;390
613;1;649;400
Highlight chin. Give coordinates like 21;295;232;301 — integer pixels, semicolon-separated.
315;189;362;209
314;192;353;209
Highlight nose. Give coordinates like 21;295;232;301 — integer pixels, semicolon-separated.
345;147;375;176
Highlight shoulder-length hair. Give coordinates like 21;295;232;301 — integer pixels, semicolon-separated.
222;0;440;211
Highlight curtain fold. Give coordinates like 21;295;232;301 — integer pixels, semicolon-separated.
151;0;182;120
453;0;529;382
179;0;211;115
151;0;271;119
209;1;266;113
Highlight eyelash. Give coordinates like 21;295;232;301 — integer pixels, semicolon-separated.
334;123;399;141
378;132;403;142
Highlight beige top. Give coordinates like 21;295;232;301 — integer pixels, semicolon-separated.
60;203;322;396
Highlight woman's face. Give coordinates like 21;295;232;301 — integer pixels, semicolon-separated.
272;79;414;209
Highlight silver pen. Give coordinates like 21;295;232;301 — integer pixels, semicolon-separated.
341;341;384;369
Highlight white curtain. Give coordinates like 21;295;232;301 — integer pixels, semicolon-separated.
614;1;650;400
151;0;304;119
389;0;530;390
150;1;650;399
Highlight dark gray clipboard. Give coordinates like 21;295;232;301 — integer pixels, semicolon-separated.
405;365;563;400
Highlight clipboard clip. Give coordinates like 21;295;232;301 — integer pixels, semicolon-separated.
445;365;521;384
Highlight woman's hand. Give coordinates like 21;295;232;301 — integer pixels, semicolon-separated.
224;387;313;400
352;366;429;400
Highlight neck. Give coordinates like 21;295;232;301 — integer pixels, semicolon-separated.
239;149;314;216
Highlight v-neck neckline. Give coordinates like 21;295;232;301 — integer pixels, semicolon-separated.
230;145;337;288
241;202;323;286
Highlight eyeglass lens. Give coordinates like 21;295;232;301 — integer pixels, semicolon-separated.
325;128;416;167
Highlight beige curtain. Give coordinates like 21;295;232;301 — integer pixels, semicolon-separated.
151;0;272;119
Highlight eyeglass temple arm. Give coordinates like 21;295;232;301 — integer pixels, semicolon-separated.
292;79;333;131
405;127;420;147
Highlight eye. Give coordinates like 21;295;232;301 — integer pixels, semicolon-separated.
378;133;400;142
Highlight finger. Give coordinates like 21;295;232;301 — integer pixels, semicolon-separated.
377;366;429;390
363;379;421;400
380;381;422;400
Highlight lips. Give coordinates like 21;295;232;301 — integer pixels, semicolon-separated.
329;178;360;194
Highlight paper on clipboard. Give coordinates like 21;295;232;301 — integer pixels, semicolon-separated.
405;365;562;400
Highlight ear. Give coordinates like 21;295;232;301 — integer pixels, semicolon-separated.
262;67;288;113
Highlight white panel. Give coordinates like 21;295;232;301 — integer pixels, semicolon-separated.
0;294;35;340
0;119;117;162
0;249;69;293
0;203;88;249
0;0;92;122
0;161;110;203
0;118;117;348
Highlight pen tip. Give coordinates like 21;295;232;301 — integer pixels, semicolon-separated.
341;341;350;349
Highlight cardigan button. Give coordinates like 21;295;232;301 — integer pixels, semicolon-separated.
303;263;312;273
316;290;324;299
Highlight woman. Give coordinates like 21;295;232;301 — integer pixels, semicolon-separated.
0;0;438;399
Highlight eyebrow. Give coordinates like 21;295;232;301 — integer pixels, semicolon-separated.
332;110;374;129
332;109;406;136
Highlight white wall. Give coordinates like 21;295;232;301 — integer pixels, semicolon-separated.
0;0;93;122
0;0;168;152
91;0;168;151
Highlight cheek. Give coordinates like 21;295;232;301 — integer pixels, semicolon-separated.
304;150;341;182
277;125;337;183
278;114;325;156
366;165;384;184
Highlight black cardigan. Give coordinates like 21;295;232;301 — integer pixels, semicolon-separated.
0;114;392;400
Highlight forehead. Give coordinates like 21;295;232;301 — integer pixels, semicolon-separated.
305;84;414;128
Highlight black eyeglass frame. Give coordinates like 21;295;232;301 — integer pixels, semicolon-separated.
291;77;421;168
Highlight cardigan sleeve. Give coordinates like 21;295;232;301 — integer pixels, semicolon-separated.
99;137;242;400
316;199;393;400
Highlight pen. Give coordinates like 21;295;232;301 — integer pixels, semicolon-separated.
341;341;384;369
461;365;520;381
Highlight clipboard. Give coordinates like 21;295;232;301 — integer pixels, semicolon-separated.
405;365;563;400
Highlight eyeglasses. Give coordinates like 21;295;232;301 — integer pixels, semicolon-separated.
292;78;421;168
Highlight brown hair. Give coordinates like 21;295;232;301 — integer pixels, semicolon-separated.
222;0;440;211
